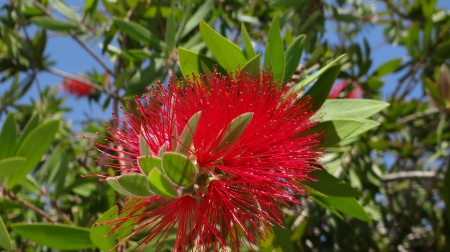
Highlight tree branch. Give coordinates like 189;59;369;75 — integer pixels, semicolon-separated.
382;171;443;182
3;189;56;224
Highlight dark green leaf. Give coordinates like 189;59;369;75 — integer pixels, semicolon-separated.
0;112;17;159
165;6;176;55
315;195;371;222
30;17;79;31
273;223;294;252
0;217;11;251
283;35;305;83
162;152;197;187
12;223;94;250
243;53;261;76
374;58;402;76
304;169;363;197
113;19;164;49
265;14;285;82
303;119;364;147
304;65;341;111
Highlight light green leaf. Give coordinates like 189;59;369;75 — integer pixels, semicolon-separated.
30;17;79;31
162;152;197;187
292;54;346;92
123;49;153;60
15;112;39;153
303;169;363;197
304;65;341;111
113;19;164;49
90;206;118;252
200;20;247;70
315;195;371;222
283;35;305;83
243;53;261;76
148;168;178;198
310;194;343;219
181;0;213;38
374;58;402;77
176;112;201;155
165;5;176;55
0;217;11;251
106;178;138;198
241;23;256;59
178;47;226;78
216;113;253;151
302;119;363;147
265;14;284;82
0;112;17;160
138;156;162;175
341;119;379;142
8;120;60;188
318;99;389;120
117;174;154;197
12;223;94;250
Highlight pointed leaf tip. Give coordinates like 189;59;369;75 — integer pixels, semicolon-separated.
216;112;254;151
175;111;201;155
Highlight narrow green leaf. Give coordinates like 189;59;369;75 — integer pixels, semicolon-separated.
175;111;201;155
122;49;153;60
283;35;305;82
106;178;138;197
165;6;176;55
113;19;164;49
181;0;213;38
138;156;162;175
90;206;118;252
0;112;17;159
12;223;94;250
15;112;39;154
317;195;371;222
148;168;178;198
49;0;81;22
374;58;402;77
0;217;11;251
216;113;253;151
158;143;167;158
178;47;226;78
117;174;153;197
0;157;26;179
310;194;343;219
318;99;389;121
139;133;151;156
241;23;256;59
304;169;363;197
8;120;60;188
30;17;79;31
114;68;135;88
266;14;285;82
162;152;197;187
47;152;69;200
304;65;341;111
200;20;247;70
243;53;261;76
83;0;98;19
272;223;294;252
303;119;364;147
292;54;346;92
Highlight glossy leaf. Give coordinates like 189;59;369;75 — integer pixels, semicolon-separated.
148;168;178;198
303;119;364;147
314;195;371;222
8;120;60;188
241;23;256;59
178;47;225;78
0;157;26;179
90;206;118;252
0;217;11;251
30;17;79;31
0;112;17;159
200;20;247;70
162;152;197;187
292;54;346;92
265;14;285;82
318;99;389;120
138;156;162;175
176;111;201;154
216;112;253;151
12;223;94;250
283;35;305;83
374;58;402;77
304;169;363;197
304;65;341;111
243;53;261;76
113;19;164;49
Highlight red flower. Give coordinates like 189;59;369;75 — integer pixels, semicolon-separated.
61;78;94;97
329;80;362;99
95;70;323;251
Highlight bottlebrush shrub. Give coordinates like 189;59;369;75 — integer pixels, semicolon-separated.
60;78;95;97
93;70;324;251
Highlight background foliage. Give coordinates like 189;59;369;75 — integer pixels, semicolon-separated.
0;0;450;251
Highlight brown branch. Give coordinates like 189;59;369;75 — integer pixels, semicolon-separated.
396;107;440;124
39;188;73;225
3;189;56;224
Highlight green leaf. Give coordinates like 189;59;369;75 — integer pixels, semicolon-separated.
49;0;81;22
90;206;118;252
273;223;294;252
216;113;253;151
180;0;213;38
47;150;69;200
162;152;197;187
292;54;346;92
310;194;343;219
30;17;79;31
106;178;138;198
118;174;154;197
138;156;162;175
175;111;201;155
0;217;11;251
243;53;261;76
265;14;285;82
315;195;371;222
241;23;256;59
158;143;167;158
178;47;226;78
165;6;176;55
113;19;164;49
12;223;94;250
140;133;151;156
8;120;60;188
123;49;153;60
15;113;39;154
283;35;305;83
200;20;247;70
303;119;363;147
148;168;178;198
304;65;341;111
374;58;402;77
341;119;379;141
318;99;389;121
303;169;363;197
0;113;17;160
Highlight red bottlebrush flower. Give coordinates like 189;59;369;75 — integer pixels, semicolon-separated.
94;70;323;251
329;80;362;99
60;78;94;97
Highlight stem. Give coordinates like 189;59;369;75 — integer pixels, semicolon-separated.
46;68;104;91
39;188;74;225
3;189;56;224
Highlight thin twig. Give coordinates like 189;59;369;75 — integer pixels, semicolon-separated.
382;171;443;182
39;188;74;225
46;67;105;91
4;189;56;224
397;107;440;124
